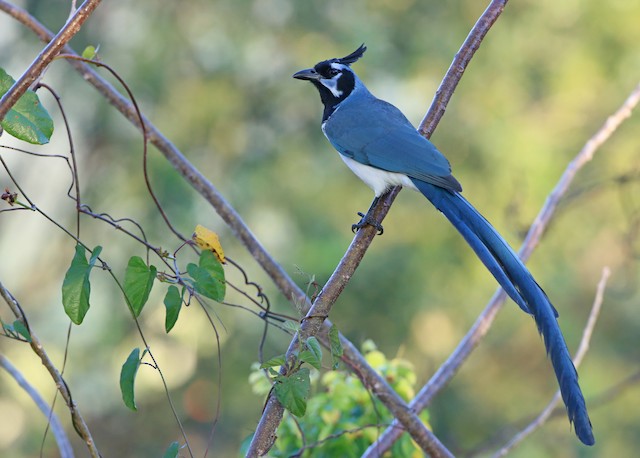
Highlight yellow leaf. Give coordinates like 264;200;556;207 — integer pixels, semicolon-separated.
193;225;225;263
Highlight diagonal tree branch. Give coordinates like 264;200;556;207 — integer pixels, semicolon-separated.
0;0;102;121
248;1;512;456
0;281;99;457
419;0;509;137
249;233;453;458
0;354;74;458
363;81;640;455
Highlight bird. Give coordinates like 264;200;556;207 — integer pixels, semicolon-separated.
293;44;594;446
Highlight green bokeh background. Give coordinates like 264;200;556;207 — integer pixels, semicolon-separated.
1;0;639;456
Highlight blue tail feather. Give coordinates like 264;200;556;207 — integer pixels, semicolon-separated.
411;178;594;446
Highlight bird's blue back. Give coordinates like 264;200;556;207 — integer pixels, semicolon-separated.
323;83;461;192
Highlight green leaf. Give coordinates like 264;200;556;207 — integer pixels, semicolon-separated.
163;285;182;333
162;441;180;458
81;45;97;60
61;244;102;325
299;336;322;370
283;320;300;333
0;318;31;342
328;324;343;369
306;336;322;361
0;68;53;144
12;320;31;342
260;354;287;369
274;368;310;417
120;348;141;411
187;250;225;301
123;256;156;317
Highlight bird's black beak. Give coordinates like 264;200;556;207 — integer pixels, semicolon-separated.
293;68;321;81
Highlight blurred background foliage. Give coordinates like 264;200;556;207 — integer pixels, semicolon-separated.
1;0;639;456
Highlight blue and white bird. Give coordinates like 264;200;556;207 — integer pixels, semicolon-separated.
293;44;594;445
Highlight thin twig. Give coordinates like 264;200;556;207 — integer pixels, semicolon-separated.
0;0;102;120
0;281;100;457
419;0;509;137
366;81;640;454
493;267;610;457
0;355;74;458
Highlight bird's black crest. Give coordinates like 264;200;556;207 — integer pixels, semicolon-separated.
335;44;367;66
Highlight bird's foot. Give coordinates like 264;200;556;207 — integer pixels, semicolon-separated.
351;212;384;235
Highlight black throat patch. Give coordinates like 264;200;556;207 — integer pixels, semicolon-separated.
309;62;356;122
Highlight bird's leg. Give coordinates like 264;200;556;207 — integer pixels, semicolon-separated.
351;195;384;235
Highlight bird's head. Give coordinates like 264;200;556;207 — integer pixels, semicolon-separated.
293;44;367;109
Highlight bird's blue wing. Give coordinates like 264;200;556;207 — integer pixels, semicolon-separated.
324;95;461;191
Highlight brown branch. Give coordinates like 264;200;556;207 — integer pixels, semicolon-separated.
0;355;73;458
493;267;610;457
248;1;513;456
0;0;102;121
0;280;100;457
248;237;454;457
419;0;509;137
364;81;640;454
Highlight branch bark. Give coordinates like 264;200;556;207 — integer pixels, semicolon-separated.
0;281;99;457
419;0;509;136
0;354;74;458
0;0;102;121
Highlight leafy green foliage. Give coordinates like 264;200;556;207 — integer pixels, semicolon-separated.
186;250;225;301
11;320;31;342
298;336;322;370
123;256;156;317
61;245;102;325
0;68;53;144
120;348;142;411
163;285;182;333
260;354;287;370
81;45;98;60
328;324;343;369
162;441;180;458
273;367;311;417
1;318;31;342
249;340;428;456
282;320;300;333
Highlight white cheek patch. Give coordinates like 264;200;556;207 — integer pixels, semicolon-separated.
320;73;343;98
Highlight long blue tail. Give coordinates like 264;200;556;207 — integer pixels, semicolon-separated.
411;178;594;446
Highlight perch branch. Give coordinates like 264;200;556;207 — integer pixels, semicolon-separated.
248;0;511;456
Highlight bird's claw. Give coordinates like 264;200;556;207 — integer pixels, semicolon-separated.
351;212;383;235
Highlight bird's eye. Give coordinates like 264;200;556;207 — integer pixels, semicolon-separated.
329;68;340;77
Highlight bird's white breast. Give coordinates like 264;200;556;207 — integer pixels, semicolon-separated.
338;154;417;197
